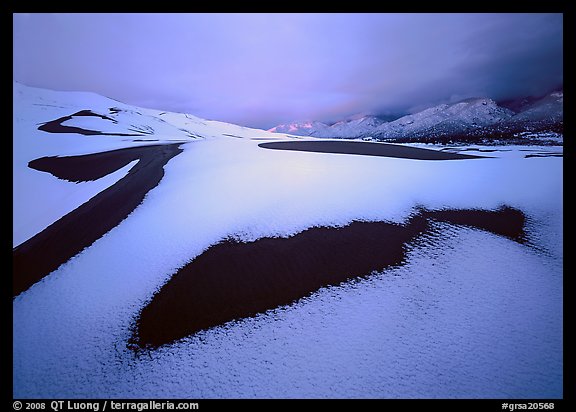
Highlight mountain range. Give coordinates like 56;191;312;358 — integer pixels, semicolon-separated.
269;90;563;144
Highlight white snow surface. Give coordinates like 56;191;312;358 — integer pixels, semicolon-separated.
13;84;563;398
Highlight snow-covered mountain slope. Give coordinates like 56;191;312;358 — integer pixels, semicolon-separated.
270;114;403;138
378;98;514;139
326;115;388;137
13;83;563;398
507;91;563;124
269;98;513;139
269;93;562;143
269;120;332;135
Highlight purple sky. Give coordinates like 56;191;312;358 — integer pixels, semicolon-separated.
13;13;563;129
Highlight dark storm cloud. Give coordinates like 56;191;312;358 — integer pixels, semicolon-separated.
432;14;563;103
13;13;562;129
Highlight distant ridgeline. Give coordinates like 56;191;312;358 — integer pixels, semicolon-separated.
269;91;563;145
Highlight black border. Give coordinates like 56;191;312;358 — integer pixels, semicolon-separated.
8;8;572;407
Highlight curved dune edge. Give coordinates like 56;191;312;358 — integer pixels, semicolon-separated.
13;143;184;297
133;206;525;349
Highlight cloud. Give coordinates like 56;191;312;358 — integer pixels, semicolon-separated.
13;13;563;129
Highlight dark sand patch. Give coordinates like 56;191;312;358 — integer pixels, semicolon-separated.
259;140;486;160
439;147;504;153
29;147;145;182
524;153;563;158
13;144;184;297
133;206;525;349
38;110;142;136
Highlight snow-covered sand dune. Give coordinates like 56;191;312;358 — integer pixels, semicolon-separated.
13;83;563;398
13;144;183;297
134;206;527;349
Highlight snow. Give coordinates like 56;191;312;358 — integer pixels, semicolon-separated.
13;160;138;247
13;83;563;398
117;223;561;398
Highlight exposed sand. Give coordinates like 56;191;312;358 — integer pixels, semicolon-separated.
259;140;486;160
134;206;525;348
29;147;146;182
38;110;141;136
13;143;183;297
